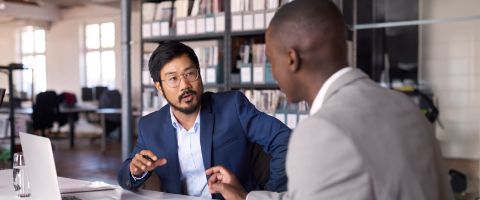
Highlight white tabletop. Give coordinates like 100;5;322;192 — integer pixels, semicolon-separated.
0;169;206;200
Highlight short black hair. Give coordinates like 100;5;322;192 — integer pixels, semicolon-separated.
148;41;200;83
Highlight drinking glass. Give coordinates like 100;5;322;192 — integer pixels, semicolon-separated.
13;152;31;198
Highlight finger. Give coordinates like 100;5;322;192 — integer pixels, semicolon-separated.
144;158;167;171
129;164;139;174
207;173;222;186
150;158;168;168
206;165;226;175
131;159;147;171
209;182;224;194
155;158;167;166
134;154;153;167
140;150;158;161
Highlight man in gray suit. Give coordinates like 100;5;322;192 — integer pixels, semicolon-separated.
205;0;454;199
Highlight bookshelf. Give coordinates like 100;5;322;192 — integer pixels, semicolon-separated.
140;0;307;128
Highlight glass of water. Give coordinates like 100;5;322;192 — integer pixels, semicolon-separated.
13;152;30;198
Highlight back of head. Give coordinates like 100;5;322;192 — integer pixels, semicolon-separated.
268;0;348;72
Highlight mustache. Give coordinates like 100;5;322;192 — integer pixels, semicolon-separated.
178;89;196;101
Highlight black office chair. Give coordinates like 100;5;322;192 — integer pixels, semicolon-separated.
98;90;121;139
81;87;94;102
56;92;79;129
248;143;272;190
94;86;108;101
32;91;59;137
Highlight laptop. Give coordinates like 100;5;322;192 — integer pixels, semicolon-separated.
19;132;114;200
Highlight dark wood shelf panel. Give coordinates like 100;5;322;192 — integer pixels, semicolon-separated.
143;33;225;43
230;83;279;90
231;30;266;37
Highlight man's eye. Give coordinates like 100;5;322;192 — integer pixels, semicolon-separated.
168;77;178;82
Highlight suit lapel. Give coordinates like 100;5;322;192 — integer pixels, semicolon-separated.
200;93;214;170
323;68;368;104
157;105;182;192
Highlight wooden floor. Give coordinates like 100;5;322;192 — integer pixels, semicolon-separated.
52;136;123;185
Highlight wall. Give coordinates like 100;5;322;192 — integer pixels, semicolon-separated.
47;4;142;108
421;0;480;160
420;0;480;194
0;4;142;108
0;24;17;93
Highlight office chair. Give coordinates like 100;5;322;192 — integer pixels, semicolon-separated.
81;87;94;102
248;143;271;190
98;90;121;139
56;92;79;129
32;91;59;137
94;86;108;101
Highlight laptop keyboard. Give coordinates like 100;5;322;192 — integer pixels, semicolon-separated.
62;196;82;200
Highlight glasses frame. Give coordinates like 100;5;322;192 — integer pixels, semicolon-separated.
160;68;200;88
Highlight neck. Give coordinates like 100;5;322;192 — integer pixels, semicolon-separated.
302;67;339;106
304;77;325;107
172;107;200;130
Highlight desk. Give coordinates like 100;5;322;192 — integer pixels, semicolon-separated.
0;107;140;151
0;169;203;199
59;105;97;148
96;108;121;152
0;107;33;115
96;108;140;152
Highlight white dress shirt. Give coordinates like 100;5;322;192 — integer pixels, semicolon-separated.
169;109;210;198
309;67;352;115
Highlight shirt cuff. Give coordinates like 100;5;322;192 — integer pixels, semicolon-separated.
130;171;148;181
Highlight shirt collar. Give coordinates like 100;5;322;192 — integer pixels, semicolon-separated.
309;67;352;115
170;107;201;133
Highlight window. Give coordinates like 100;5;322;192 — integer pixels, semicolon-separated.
19;26;46;97
84;22;116;88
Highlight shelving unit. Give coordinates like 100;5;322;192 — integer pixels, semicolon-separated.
139;0;306;128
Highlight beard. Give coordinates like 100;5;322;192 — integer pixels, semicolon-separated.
161;87;202;114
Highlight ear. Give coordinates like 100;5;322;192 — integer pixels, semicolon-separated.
154;82;163;96
287;48;301;73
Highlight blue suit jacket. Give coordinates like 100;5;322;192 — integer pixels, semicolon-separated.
118;91;291;197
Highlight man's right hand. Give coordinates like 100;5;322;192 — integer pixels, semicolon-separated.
129;150;167;177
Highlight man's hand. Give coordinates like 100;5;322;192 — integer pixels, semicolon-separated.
129;150;167;177
206;165;247;200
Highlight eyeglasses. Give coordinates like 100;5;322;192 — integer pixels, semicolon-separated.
161;68;200;88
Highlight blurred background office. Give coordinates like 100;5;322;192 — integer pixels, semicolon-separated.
0;0;479;199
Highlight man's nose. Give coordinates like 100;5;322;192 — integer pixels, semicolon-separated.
178;75;192;90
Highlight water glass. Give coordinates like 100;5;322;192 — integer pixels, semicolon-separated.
13;152;31;198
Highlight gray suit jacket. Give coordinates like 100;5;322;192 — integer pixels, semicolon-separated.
248;69;453;200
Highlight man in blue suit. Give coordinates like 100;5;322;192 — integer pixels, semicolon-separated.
117;41;291;199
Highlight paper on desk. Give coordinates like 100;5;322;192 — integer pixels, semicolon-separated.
58;177;117;194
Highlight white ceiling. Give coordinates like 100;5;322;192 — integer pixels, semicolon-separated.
0;0;139;25
40;0;122;9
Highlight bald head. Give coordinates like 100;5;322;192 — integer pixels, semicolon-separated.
265;0;349;105
267;0;348;72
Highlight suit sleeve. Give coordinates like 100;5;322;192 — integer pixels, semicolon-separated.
117;118;153;190
234;92;292;192
247;117;374;199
